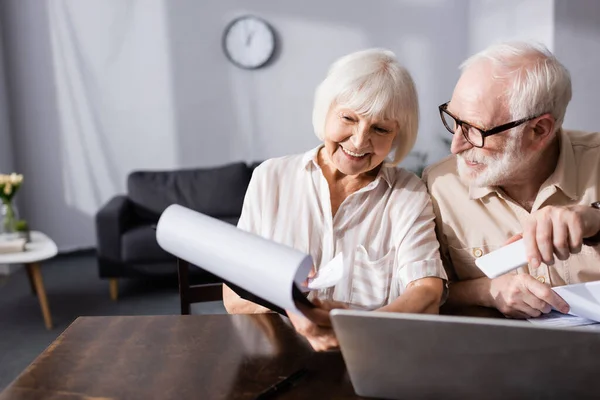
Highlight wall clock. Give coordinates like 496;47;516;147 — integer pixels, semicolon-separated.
223;16;276;70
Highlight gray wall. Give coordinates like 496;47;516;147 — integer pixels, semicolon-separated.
2;1;598;252
166;1;468;169
1;0;90;250
0;16;13;174
555;0;600;132
468;0;554;54
0;0;468;251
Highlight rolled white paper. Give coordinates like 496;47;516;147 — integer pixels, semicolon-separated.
156;204;313;314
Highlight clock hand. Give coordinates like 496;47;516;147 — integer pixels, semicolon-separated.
245;31;255;46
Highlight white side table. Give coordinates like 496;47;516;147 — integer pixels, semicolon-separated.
0;231;58;329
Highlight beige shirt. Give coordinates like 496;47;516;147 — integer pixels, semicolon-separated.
238;146;447;310
423;130;600;286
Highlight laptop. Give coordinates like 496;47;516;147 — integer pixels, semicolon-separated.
330;309;600;399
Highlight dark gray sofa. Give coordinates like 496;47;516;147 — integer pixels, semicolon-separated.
95;161;260;297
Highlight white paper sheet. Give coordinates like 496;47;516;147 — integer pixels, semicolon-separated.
155;204;313;314
528;310;599;328
307;252;344;290
552;280;600;322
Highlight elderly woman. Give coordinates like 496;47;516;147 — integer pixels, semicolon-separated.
223;49;447;350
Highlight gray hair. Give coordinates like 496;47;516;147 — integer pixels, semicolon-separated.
460;41;572;133
312;48;419;165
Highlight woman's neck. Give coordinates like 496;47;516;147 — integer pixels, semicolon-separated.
317;147;380;217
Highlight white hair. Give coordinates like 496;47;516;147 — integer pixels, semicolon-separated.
460;41;572;133
312;48;419;165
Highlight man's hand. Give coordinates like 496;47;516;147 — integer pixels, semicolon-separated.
286;298;348;351
523;205;600;268
489;273;569;318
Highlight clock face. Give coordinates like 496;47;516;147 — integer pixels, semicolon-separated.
223;16;276;69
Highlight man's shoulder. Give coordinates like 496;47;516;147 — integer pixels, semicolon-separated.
388;167;428;195
422;154;462;193
564;129;600;149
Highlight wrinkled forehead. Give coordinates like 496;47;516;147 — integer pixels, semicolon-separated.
449;62;510;128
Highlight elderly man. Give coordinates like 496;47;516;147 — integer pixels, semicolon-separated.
424;41;600;319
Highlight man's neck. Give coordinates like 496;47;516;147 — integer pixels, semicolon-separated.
499;137;560;213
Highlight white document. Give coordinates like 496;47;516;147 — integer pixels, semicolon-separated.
307;252;344;290
474;239;528;278
155;204;313;314
528;310;599;328
552;280;600;322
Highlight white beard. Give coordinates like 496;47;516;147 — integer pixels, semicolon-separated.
457;132;532;187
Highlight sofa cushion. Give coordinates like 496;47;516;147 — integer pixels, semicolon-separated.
127;162;252;218
122;225;174;264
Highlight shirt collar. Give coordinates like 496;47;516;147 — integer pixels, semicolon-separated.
543;129;578;200
301;145;394;188
468;129;578;201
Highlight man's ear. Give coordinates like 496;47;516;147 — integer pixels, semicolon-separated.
531;114;555;148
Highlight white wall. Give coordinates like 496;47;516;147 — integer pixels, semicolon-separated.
0;17;13;174
4;0;598;253
166;0;467;171
468;0;555;54
0;17;15;275
1;0;176;250
554;0;600;132
1;0;468;251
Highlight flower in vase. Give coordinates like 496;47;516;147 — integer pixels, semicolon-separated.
0;173;23;236
0;173;24;202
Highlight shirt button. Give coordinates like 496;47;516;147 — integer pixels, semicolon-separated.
472;248;483;258
536;276;546;284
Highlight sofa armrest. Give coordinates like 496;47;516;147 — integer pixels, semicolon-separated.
96;195;133;262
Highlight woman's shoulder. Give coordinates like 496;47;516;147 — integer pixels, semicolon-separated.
384;167;433;220
252;150;314;181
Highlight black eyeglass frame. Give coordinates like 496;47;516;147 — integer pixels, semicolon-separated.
438;102;546;148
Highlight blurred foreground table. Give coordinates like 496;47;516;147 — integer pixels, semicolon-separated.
0;314;362;399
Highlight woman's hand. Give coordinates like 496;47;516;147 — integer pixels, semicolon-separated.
286;298;348;351
299;265;317;294
222;284;272;314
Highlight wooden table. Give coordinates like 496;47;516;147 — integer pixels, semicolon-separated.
0;231;58;329
0;314;364;399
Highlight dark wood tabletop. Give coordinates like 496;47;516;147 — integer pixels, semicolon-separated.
0;314;365;400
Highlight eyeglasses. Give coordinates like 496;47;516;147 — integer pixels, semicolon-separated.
438;102;544;148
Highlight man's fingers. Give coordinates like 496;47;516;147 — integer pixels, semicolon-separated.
552;222;570;261
522;291;552;315
567;216;583;254
527;279;570;314
504;233;523;246
536;217;555;265
511;311;532;319
503;308;537;319
523;219;542;269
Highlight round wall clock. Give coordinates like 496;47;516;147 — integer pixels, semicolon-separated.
223;15;276;70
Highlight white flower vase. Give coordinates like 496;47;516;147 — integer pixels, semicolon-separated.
0;200;20;241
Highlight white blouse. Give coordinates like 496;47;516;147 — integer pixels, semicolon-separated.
237;146;447;309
